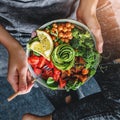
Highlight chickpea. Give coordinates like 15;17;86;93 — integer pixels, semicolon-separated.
58;25;63;31
71;24;75;29
52;23;58;28
51;36;56;41
63;34;67;39
52;27;57;33
58;32;64;38
66;31;72;38
61;38;65;42
66;22;71;28
63;27;68;32
64;39;69;43
67;28;72;32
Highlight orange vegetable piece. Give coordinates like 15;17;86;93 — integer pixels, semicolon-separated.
79;57;85;64
82;68;89;75
79;75;87;83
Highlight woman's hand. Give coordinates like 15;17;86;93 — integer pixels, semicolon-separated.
76;0;103;53
7;44;34;94
0;25;33;94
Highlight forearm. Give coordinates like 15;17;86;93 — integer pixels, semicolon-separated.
0;24;21;53
77;0;99;21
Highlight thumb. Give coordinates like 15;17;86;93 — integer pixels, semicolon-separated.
7;67;19;92
85;16;104;53
92;28;103;54
18;68;27;92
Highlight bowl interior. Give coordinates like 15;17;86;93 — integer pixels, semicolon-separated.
26;19;100;90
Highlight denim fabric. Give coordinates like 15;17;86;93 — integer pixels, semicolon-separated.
0;77;55;120
0;76;102;120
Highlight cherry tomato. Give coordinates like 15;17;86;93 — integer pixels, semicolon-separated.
59;78;66;88
53;67;61;81
46;61;54;69
34;67;42;75
37;56;46;68
28;56;39;66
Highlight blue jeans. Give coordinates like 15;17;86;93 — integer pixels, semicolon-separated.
0;77;101;120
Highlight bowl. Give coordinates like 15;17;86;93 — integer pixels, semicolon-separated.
26;19;100;91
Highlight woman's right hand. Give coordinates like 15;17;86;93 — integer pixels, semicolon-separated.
0;25;33;94
7;43;34;94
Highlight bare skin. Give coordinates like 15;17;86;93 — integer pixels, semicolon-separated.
0;25;33;94
22;114;52;120
77;0;103;53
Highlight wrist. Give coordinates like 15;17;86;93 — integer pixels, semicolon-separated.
8;41;23;55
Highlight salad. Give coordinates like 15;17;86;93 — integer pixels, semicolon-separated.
27;19;100;91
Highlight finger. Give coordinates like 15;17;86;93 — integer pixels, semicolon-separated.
18;67;28;92
7;68;19;92
92;29;104;53
26;70;32;83
26;70;34;93
85;16;104;53
27;82;34;93
8;78;19;92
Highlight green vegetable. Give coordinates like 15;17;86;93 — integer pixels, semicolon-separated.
47;77;55;84
52;44;75;70
65;80;83;91
46;77;58;90
72;28;80;39
71;26;100;81
28;37;39;44
33;51;40;56
69;38;80;49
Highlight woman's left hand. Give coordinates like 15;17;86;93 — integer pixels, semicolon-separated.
76;0;103;53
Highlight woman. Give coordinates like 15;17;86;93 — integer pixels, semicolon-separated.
0;0;105;120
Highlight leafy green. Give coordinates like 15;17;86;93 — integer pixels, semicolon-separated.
70;26;100;80
65;80;83;91
72;28;80;39
69;38;80;49
28;37;39;44
47;77;55;84
46;77;58;90
45;25;52;30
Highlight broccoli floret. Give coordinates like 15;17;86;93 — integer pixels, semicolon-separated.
72;28;80;39
70;38;79;49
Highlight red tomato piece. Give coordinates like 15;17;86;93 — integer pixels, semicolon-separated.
37;56;46;68
53;67;61;81
46;61;54;69
46;70;53;77
28;56;39;66
33;68;42;75
59;78;66;88
41;70;53;79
